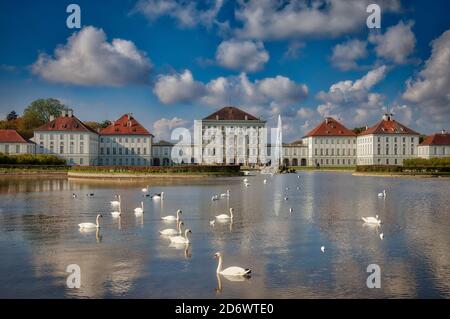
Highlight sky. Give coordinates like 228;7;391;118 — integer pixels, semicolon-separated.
0;0;449;141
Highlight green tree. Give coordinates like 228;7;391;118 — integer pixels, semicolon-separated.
6;110;18;121
22;98;65;129
353;126;367;134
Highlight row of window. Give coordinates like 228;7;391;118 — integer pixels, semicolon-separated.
313;138;356;145
40;142;85;154
100;147;148;155
100;137;149;144
314;149;357;156
359;136;417;144
35;133;88;141
314;158;357;165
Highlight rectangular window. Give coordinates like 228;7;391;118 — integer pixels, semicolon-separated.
100;147;104;155
15;145;20;153
106;148;110;155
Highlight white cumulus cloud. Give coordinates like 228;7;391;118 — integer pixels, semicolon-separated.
153;117;189;141
153;70;206;104
32;26;152;86
369;20;416;64
403;29;450;127
330;39;367;71
215;39;269;72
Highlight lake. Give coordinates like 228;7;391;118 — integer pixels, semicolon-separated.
0;172;449;298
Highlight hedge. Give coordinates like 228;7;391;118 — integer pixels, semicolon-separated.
70;165;241;174
403;157;450;167
0;153;66;165
356;164;450;173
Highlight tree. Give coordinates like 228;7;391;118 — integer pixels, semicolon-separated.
22;98;65;128
84;120;111;132
353;126;367;134
6;110;18;121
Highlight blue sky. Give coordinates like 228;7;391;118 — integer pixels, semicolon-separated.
0;0;449;141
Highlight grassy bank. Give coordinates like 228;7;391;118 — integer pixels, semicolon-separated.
69;165;242;176
291;166;356;171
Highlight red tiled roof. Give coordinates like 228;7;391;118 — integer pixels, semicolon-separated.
0;130;32;143
35;115;98;134
203;106;260;121
359;118;419;136
100;114;152;136
419;132;450;146
304;117;356;137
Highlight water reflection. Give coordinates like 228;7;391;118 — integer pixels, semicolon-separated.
0;173;449;298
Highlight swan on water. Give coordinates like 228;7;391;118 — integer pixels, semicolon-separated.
211;195;219;201
160;220;184;236
169;229;191;244
362;215;381;225
142;185;149;192
283;196;288;201
72;193;77;199
134;201;144;215
215;208;233;220
210;220;216;226
378;189;386;198
321;246;325;253
263;179;267;184
110;194;121;206
111;198;121;217
214;252;251;277
220;190;230;197
380;233;384;240
152;192;164;200
244;183;250;187
162;209;182;221
79;214;102;229
289;208;293;213
243;178;248;183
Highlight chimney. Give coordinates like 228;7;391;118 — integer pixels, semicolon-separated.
245;115;248;120
382;113;390;121
216;115;219;120
325;118;329;124
49;115;55;122
68;109;73;117
442;129;447;135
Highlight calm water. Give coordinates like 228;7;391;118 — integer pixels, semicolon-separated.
0;172;449;299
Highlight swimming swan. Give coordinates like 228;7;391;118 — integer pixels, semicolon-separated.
152;192;164;200
378;190;386;198
134;201;144;215
215;208;234;220
162;209;182;221
169;229;191;244
214;252;251;277
79;214;102;229
142;185;149;192
110;194;121;206
362;215;381;225
160;220;184;236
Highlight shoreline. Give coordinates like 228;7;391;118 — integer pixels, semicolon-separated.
67;171;239;179
352;172;449;178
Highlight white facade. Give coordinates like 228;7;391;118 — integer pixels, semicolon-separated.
303;136;357;166
34;131;99;166
357;134;419;165
98;135;152;166
418;145;450;159
152;142;173;166
33;110;99;166
0;142;35;155
282;142;308;166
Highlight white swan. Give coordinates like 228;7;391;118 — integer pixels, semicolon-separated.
220;190;230;197
169;229;191;244
134;201;144;215
380;233;384;240
244;183;250;187
162;209;182;221
378;189;386;198
110;194;121;206
215;208;233;220
289;208;293;213
243;178;248;183
362;215;381;225
152;192;164;200
142;185;149;192
321;246;325;253
79;214;102;229
214;252;251;276
210;220;215;226
211;194;219;201
263;179;267;184
111;199;121;217
160;220;184;236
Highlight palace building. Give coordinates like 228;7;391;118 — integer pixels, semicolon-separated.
357;114;420;166
302;117;357;167
33;109;99;165
194;106;267;165
0;129;35;155
418;130;450;159
99;114;153;166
